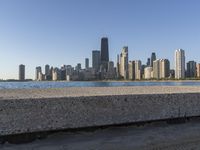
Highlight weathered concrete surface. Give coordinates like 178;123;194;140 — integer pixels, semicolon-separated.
0;86;200;136
0;86;200;99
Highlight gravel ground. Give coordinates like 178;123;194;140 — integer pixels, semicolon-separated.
2;119;200;150
0;86;200;100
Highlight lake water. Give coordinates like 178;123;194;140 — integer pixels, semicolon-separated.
0;81;200;89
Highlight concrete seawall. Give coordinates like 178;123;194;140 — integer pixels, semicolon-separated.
0;86;200;136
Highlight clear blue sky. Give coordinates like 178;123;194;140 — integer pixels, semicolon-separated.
1;0;200;79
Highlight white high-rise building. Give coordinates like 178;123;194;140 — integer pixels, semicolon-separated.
160;59;170;79
144;67;153;79
153;59;160;79
152;59;170;79
119;46;128;79
175;49;185;79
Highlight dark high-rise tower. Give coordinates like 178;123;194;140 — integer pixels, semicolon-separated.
186;61;196;78
150;52;156;67
92;50;100;71
35;66;42;80
45;64;50;76
19;64;25;81
146;58;150;66
100;37;109;70
85;58;89;69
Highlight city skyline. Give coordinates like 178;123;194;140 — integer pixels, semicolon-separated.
23;38;200;81
1;0;200;79
5;37;200;80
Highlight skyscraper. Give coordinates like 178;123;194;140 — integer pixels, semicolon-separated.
186;61;196;78
153;59;160;79
19;64;25;81
175;49;185;79
100;37;109;71
119;46;128;79
66;65;73;76
92;50;100;71
144;67;153;79
128;61;135;80
141;65;146;78
85;58;89;69
45;64;50;76
160;59;170;79
135;60;142;80
106;61;115;79
150;52;156;67
152;59;170;79
75;63;81;71
52;67;61;81
35;66;42;80
60;67;66;80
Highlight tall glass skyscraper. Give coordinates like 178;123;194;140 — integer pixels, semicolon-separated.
85;58;89;69
92;50;100;71
186;61;196;78
175;49;185;79
45;64;50;75
19;64;25;81
150;52;156;67
35;66;42;80
100;37;109;71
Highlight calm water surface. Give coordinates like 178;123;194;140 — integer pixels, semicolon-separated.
0;81;200;89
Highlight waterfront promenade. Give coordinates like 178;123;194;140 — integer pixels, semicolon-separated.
1;86;200;149
2;118;200;150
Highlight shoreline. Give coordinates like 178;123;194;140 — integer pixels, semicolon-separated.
1;79;200;83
